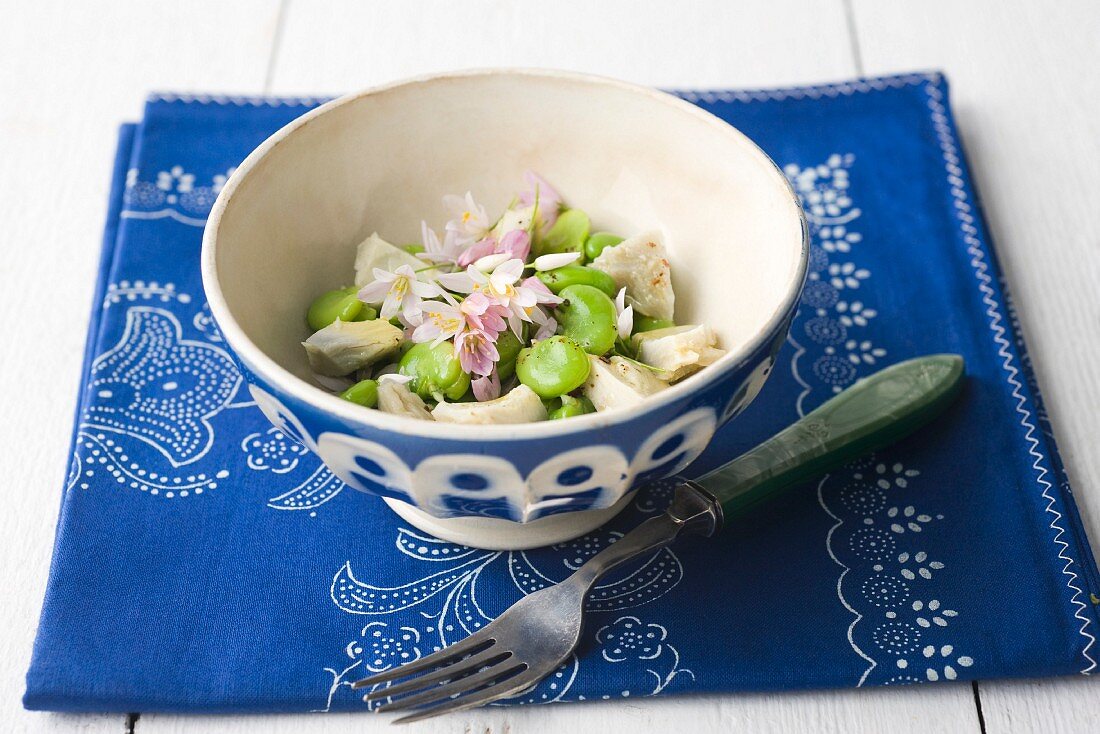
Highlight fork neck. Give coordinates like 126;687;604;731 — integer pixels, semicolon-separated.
567;481;722;590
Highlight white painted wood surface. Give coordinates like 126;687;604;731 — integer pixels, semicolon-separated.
2;1;1096;732
0;4;280;733
851;3;1100;731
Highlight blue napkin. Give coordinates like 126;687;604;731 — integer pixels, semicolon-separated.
26;74;1099;713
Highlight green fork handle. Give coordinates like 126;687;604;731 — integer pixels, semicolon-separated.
694;354;965;525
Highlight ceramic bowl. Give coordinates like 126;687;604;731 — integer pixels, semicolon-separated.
202;69;807;550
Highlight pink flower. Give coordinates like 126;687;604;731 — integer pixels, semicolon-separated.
460;291;508;334
497;229;531;261
471;370;502;402
531;311;557;341
455;327;499;376
518;171;562;229
357;264;441;322
455;229;531;268
456;236;499;267
411;291;507;346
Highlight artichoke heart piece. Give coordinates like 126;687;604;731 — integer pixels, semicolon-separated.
582;355;668;412
303;319;403;376
632;324;726;382
432;384;548;424
354;232;424;287
589;230;674;321
377;380;435;420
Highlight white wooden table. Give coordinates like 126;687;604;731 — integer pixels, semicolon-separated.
3;2;1098;731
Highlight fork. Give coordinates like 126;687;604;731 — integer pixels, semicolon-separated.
352;354;965;722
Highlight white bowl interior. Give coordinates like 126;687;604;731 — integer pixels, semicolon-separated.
214;72;803;395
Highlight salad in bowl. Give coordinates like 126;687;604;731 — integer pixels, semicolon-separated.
303;173;725;425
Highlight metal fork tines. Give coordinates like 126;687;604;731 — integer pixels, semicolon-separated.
351;589;580;723
351;482;722;723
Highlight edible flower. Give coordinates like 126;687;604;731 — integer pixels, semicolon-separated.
519;170;562;229
507;276;562;338
471;369;502;402
443;191;491;246
473;252;511;272
614;287;634;340
456;236;499;267
533;251;581;271
412;291;507;346
532;313;557;342
357;265;441;322
418;221;465;265
497;228;531;261
436;259;532;312
457;228;532;268
455;327;500;376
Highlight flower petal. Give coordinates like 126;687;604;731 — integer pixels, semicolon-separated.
474;252;511;272
436;271;476;293
356;280;390;303
533;251;582;271
493;258;525;282
378;293;401;320
498;229;531;261
409;279;442;298
456;237;497;267
533;316;557;341
617;304;634;340
471;372;502;402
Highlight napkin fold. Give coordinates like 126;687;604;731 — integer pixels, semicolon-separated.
26;73;1099;713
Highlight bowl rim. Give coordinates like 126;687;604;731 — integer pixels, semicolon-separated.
201;67;809;440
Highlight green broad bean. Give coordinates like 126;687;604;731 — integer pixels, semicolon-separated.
339;379;379;408
633;315;675;334
402;243;425;255
536;209;590;257
495;329;524;381
306;287;376;331
556;284;617;355
515;336;591;399
549;394;595;420
584;232;623;261
398;342;471;401
535;265;618;297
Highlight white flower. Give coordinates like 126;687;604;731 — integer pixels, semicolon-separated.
418;221;465;265
378;373;413;385
436;259;532;311
410;300;465;346
614;287;634;340
442;191;491;246
357;264;441;321
533;252;582;271
473;253;511;272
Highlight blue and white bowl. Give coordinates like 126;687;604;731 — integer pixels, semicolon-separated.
202;69;807;549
